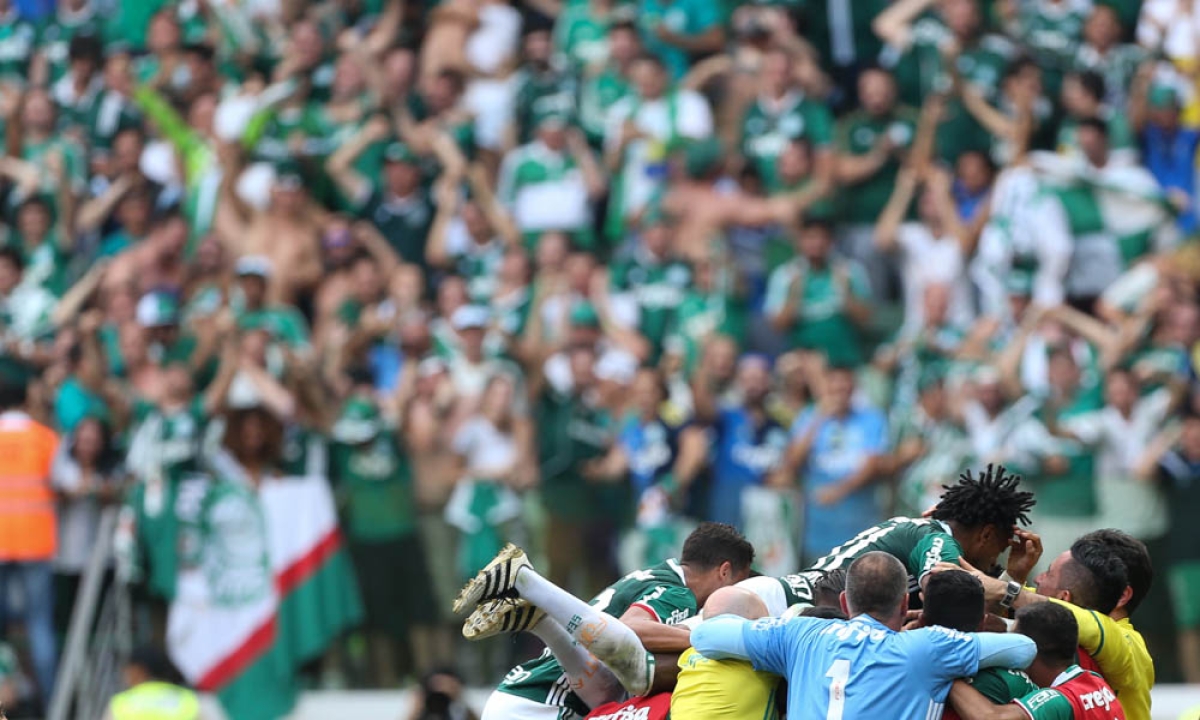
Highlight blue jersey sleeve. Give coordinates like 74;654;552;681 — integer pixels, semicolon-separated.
690;615;751;661
909;626;982;684
739;616;794;675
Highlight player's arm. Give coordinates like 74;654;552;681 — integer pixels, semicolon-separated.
619;605;693;653
689;615;752;661
912;532;966;589
949;681;1066;720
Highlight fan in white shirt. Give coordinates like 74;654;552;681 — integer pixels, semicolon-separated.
1061;369;1180;540
875;167;975;337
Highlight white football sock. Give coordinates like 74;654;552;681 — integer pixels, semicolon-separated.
532;617;626;708
516;566;654;696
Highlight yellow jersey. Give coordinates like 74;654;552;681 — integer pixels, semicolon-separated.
669;647;779;720
1050;599;1154;720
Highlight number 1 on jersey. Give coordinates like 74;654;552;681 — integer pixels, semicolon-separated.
825;659;850;720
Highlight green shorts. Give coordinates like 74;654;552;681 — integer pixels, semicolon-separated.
1169;561;1200;629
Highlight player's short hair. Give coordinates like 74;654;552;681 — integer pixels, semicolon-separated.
931;463;1035;531
801;606;848;621
845;552;907;618
681;522;755;574
1015;603;1078;667
922;570;985;633
1062;541;1128;614
1072;530;1152;614
812;569;848;609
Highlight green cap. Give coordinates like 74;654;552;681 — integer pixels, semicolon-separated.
534;106;574;129
917;370;944;393
641;202;673;228
1148;83;1179;110
569;302;601;328
332;397;382;444
683;137;724;179
1006;270;1034;297
383;141;418;165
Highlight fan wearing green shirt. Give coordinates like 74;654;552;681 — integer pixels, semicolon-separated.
741;47;836;196
764;218;873;367
330;393;435;688
636;0;725;80
497;108;606;251
35;0;104;84
834;67;918;293
876;0;1014;163
664;255;745;375
327;120;435;271
609;210;691;363
510;27;581;147
232;256;311;351
577;19;639;148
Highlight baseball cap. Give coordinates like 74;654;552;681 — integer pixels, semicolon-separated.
1148;83;1179;110
683;137;724;180
383;142;418;165
451;305;490;331
136;291;180;328
331;397;382;444
235;255;273;278
533;106;573;130
569;302;601;328
1005;270;1034;298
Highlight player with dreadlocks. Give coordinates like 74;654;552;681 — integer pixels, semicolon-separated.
803;463;1037;603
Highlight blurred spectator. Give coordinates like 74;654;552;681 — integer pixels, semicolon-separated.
0;379;60;707
784;364;887;562
102;645;201;720
330;391;435;685
1143;409;1200;683
50;415;123;631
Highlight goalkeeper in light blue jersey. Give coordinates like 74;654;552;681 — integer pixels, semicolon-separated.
692;552;1037;720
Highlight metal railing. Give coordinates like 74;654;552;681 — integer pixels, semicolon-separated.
47;508;129;720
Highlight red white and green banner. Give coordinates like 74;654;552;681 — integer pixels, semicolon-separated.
165;465;362;720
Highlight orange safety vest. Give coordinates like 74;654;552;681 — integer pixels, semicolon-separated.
0;412;59;561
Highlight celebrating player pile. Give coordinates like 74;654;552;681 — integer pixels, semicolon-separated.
453;464;1155;720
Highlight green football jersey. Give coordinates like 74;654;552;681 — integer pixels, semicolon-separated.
762;258;871;366
281;424;330;479
537;386;619;522
776;569;826;607
1031;388;1103;518
835;107;918;224
578;65;632;146
330;434;416;541
809;517;965;591
610;255;691;361
1013;1;1088;95
741;93;834;193
970;667;1040;705
497;560;697;716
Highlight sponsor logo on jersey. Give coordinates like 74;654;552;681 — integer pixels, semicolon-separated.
1079;686;1117;712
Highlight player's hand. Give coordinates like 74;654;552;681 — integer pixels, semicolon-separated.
1006;528;1042;586
956;558;1010;604
903;609;923;631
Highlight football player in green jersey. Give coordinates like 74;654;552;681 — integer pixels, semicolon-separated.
456;522;754;720
809;464;1037;597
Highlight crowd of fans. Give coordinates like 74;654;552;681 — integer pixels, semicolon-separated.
1;0;1200;713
